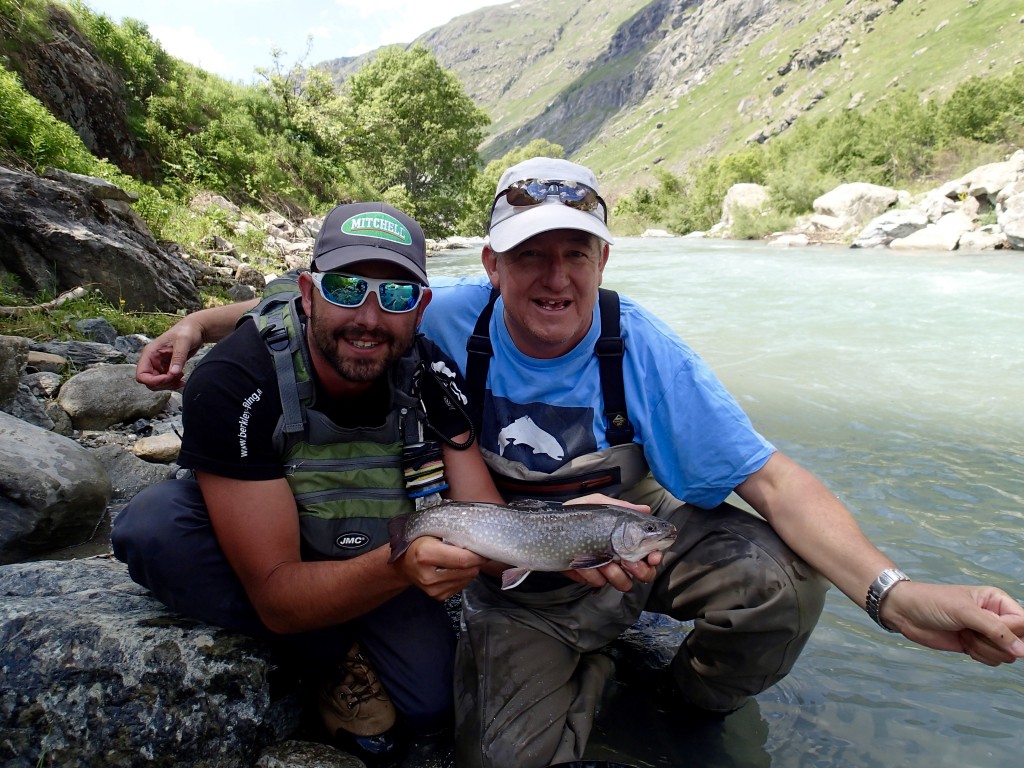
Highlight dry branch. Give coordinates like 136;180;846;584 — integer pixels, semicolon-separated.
0;287;89;316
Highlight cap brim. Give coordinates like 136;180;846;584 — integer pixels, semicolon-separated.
313;245;429;284
488;204;613;252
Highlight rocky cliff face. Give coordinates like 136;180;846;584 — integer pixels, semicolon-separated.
326;0;868;157
323;0;1023;191
3;3;157;180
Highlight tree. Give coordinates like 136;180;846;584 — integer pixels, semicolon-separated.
457;139;566;237
343;45;490;238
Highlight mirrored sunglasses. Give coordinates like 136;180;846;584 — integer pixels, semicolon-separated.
491;178;608;223
311;272;424;313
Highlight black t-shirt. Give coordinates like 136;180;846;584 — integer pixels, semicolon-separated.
178;320;472;481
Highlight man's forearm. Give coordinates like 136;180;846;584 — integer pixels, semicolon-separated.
254;546;409;634
737;452;893;607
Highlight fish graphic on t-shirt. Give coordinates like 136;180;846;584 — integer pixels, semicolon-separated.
497;416;564;461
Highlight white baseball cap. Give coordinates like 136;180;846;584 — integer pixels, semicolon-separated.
487;157;614;252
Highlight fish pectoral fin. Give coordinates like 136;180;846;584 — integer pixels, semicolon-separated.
386;515;410;564
568;554;614;570
500;567;533;590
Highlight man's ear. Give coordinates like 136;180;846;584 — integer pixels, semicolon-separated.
481;246;500;289
597;241;610;286
298;271;315;315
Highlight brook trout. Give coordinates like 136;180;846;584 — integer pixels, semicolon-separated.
387;500;677;590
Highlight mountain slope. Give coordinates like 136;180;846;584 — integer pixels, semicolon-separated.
321;0;1024;199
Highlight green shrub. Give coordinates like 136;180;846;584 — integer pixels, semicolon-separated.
0;65;98;172
67;1;174;106
729;206;795;241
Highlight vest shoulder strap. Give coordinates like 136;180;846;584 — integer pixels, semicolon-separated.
239;272;314;438
464;287;499;431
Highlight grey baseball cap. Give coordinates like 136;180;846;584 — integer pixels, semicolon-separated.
310;202;428;284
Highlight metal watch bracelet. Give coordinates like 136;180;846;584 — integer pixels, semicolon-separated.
865;568;910;631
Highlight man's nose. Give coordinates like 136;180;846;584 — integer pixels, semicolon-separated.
353;288;388;319
543;254;571;286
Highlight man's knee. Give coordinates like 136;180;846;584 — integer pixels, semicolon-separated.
649;502;828;711
654;501;828;624
112;479;206;578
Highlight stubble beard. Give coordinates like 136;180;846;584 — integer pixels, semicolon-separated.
310;303;415;383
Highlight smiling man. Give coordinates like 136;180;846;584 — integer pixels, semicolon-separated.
415;158;1024;768
112;202;503;766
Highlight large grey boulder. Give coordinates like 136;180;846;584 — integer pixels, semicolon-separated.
813;183;900;231
889;211;975;251
940;149;1024;207
851;208;929;249
998;182;1024;249
57;364;171;431
0;166;200;313
0;411;110;564
0;559;302;768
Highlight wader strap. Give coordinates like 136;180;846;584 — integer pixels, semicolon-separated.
596;288;635;446
465;287;635;445
465;287;500;431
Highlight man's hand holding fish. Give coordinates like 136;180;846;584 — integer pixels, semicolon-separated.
562;495;660;591
388;534;490;601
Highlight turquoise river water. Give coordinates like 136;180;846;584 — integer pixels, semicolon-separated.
428;237;1024;768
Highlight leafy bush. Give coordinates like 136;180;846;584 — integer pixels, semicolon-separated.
728;207;795;241
937;64;1024;145
0;65;99;173
457;139;567;237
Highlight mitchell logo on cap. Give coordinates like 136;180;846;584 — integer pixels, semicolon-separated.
341;213;412;245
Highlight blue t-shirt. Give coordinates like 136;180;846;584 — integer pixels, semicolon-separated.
419;276;774;509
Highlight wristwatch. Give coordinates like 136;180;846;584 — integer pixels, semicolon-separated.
865;568;910;631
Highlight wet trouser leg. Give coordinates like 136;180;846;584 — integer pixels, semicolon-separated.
111;478;455;729
454;500;828;768
454;579;623;768
648;501;828;713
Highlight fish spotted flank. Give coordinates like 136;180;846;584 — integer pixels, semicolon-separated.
497;416;564;460
387;499;676;589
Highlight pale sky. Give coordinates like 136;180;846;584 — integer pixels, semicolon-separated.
81;0;509;84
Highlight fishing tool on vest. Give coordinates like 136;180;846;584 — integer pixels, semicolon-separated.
400;343;478;510
400;356;447;510
402;440;447;508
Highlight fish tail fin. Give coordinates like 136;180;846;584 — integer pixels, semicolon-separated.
387;515;410;563
500;567;532;590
